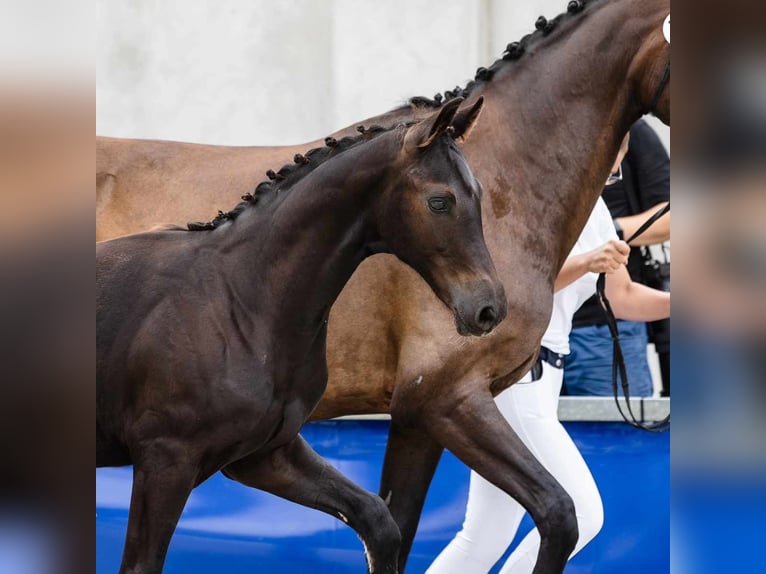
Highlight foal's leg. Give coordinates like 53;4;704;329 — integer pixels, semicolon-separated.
378;419;444;573
119;442;199;574
223;434;401;574
423;387;578;574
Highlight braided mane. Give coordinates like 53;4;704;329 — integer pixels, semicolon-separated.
407;0;592;109
187;124;400;231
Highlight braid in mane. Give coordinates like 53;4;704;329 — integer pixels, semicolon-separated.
187;124;394;231
407;0;590;109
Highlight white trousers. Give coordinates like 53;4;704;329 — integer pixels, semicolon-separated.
426;364;604;574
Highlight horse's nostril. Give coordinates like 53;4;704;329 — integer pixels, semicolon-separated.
477;305;497;328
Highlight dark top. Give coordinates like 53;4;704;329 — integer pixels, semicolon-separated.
572;119;670;327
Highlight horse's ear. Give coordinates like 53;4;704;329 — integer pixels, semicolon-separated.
405;97;464;150
450;96;485;144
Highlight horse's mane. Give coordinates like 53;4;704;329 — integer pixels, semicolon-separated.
405;0;595;110
187;123;402;231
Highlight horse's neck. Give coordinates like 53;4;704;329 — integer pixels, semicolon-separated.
471;10;652;282
224;137;396;340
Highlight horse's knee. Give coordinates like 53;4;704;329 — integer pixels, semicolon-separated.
352;493;402;571
364;494;402;547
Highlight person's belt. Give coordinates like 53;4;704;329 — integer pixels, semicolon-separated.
530;346;566;381
539;346;566;369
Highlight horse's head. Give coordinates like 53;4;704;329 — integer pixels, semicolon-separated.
374;97;507;337
632;0;671;124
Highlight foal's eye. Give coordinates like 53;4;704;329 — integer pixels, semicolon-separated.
427;197;451;214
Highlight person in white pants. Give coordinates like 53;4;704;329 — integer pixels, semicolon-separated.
427;140;671;574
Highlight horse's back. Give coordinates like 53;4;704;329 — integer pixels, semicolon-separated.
96;136;310;240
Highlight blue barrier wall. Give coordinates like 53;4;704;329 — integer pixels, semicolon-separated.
96;421;669;573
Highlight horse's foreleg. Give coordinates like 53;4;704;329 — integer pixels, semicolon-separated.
426;388;578;574
119;443;198;574
378;419;444;573
223;434;401;574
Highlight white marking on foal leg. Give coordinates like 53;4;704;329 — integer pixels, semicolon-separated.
347;514;377;571
360;538;375;573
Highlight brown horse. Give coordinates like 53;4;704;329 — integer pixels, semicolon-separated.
96;99;507;574
97;0;670;572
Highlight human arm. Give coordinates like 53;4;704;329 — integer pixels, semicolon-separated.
614;201;669;245
554;239;630;292
617;121;670;245
604;264;670;322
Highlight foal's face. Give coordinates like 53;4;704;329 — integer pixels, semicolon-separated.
378;130;506;337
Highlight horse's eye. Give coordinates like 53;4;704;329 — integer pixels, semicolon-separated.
428;197;451;214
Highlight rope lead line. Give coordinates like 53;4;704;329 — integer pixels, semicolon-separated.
596;202;670;432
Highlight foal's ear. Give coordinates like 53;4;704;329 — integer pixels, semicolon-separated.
405;97;464;150
450;96;485;144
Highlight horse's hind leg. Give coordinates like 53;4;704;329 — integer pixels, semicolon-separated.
119;443;198;574
378;420;443;573
223;435;401;574
424;387;578;574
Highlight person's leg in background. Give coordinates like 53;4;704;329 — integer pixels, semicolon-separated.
564;321;653;397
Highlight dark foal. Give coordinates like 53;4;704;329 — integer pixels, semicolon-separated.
97;1;671;572
96;98;506;574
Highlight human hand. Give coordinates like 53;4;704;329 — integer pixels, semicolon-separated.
584;240;630;274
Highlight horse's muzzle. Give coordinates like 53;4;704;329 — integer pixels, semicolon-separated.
453;282;507;337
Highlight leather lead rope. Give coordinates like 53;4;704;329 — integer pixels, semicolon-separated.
595;203;670;432
649;62;670;114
